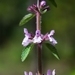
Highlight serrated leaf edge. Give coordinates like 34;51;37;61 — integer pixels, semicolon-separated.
21;44;34;62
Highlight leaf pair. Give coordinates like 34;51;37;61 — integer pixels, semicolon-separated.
21;43;60;62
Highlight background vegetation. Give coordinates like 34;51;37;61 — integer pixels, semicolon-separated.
0;0;75;75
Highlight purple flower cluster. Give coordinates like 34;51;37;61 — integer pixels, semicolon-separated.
27;1;50;14
22;28;57;47
24;69;55;75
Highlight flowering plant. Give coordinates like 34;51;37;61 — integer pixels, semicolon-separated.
19;0;59;75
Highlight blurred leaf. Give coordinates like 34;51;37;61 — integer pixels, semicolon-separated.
19;13;35;26
48;0;57;7
45;43;60;60
41;9;47;14
21;44;34;62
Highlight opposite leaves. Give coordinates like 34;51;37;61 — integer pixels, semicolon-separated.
45;43;60;60
21;44;34;62
19;13;35;26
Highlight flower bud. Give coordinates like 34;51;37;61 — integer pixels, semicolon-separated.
40;1;46;7
27;6;33;12
27;4;38;13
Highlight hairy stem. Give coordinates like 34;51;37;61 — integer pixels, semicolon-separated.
36;0;41;30
36;12;41;30
36;0;42;75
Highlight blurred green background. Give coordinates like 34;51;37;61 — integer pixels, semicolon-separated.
0;0;75;75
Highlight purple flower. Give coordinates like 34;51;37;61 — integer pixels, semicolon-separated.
22;28;33;47
48;30;57;45
24;71;28;75
47;69;55;75
24;71;33;75
24;69;55;75
33;30;43;43
40;1;50;12
24;28;29;35
22;28;57;47
29;72;33;75
40;1;46;7
22;28;43;46
47;70;51;75
52;69;55;75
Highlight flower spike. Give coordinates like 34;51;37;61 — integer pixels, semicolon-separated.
22;28;57;46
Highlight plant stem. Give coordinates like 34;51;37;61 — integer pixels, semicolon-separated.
37;44;42;75
36;0;41;30
36;0;42;75
36;12;41;30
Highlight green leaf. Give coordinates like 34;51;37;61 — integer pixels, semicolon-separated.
41;9;47;14
45;43;60;60
19;13;35;26
21;44;34;62
48;0;57;7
